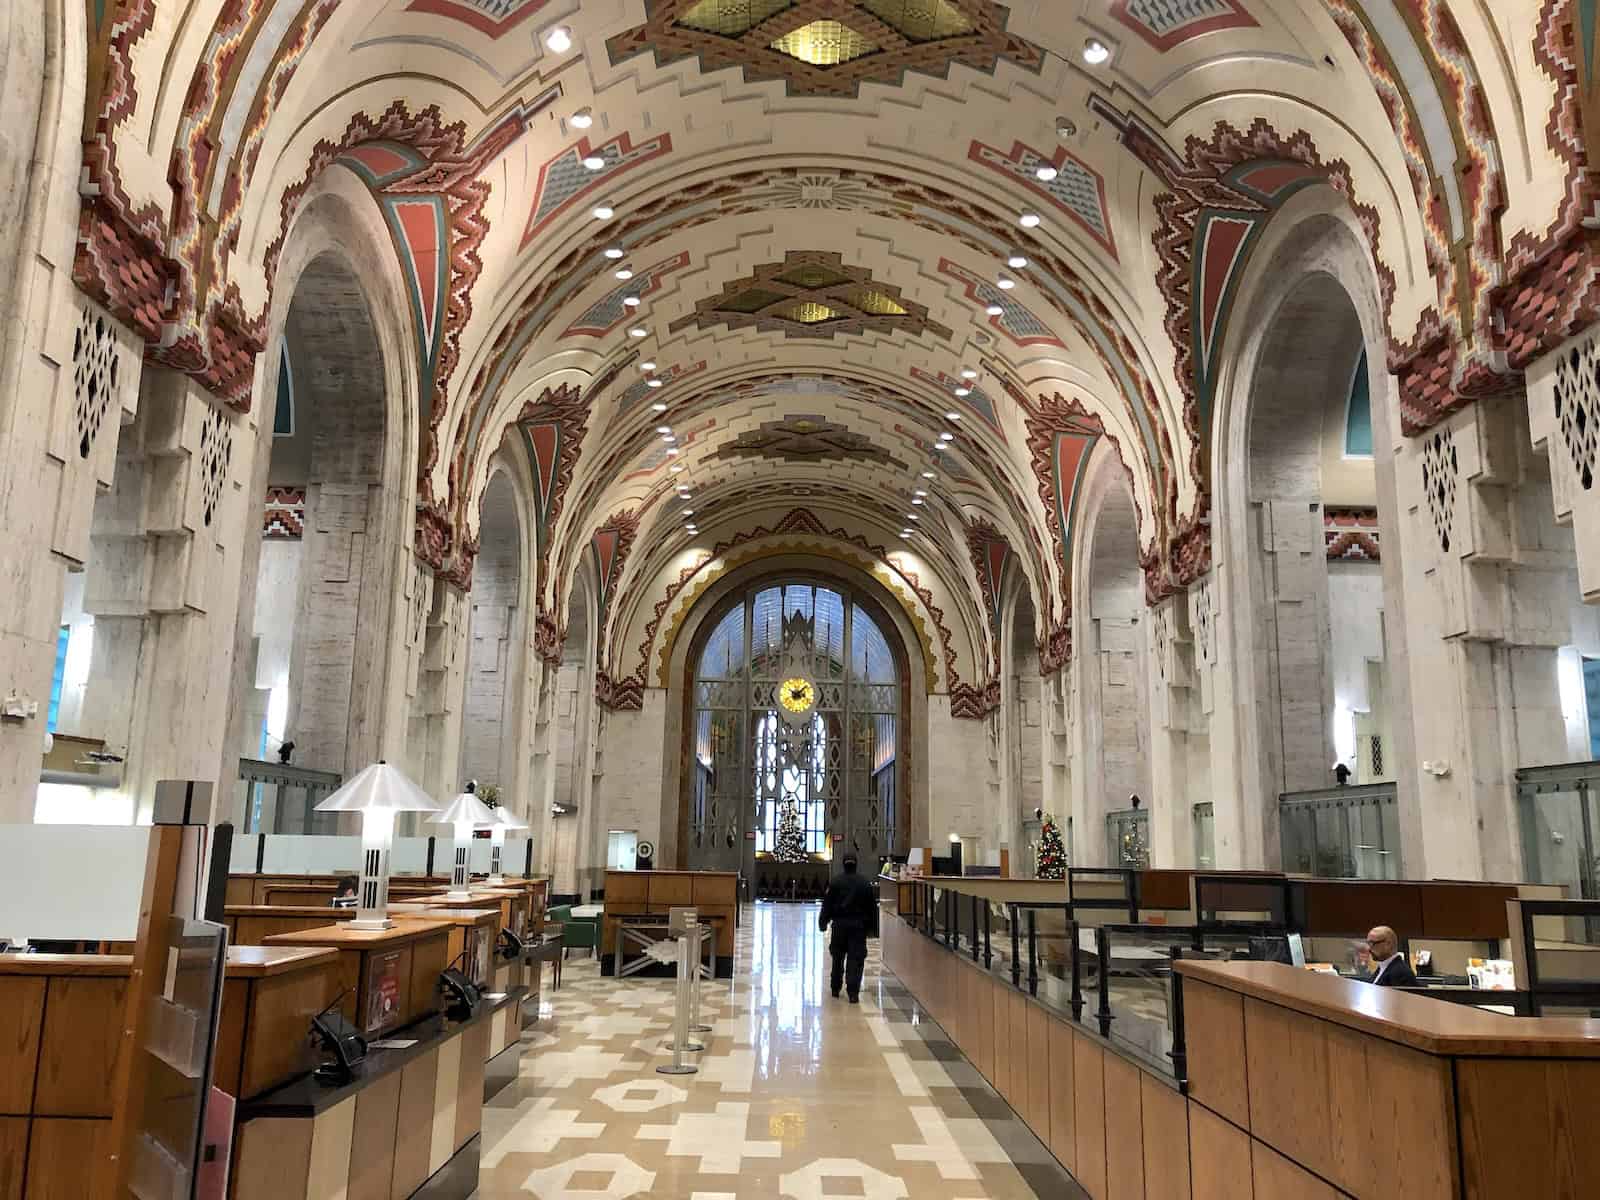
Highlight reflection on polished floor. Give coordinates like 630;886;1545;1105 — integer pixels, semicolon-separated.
479;902;1084;1198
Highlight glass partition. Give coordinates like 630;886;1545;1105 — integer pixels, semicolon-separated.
1516;760;1600;899
1278;783;1401;878
1192;802;1215;869
1105;808;1149;868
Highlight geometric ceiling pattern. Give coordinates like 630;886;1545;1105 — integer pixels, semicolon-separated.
710;414;908;468
670;250;952;342
606;0;1046;98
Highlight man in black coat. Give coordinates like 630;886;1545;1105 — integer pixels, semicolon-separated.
819;854;876;1003
1365;925;1419;987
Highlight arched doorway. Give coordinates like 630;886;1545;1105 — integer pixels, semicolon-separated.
685;577;905;894
459;470;524;798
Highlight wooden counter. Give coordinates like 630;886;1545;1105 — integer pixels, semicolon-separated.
214;946;340;1103
224;903;353;944
389;907;499;986
263;919;453;1038
602;870;738;976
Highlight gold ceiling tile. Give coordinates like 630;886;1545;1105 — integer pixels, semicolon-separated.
780;301;843;324
677;0;794;37
845;287;907;316
720;287;788;314
771;19;879;66
775;263;854;289
860;0;975;41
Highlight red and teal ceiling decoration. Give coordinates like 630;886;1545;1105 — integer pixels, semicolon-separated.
406;0;553;38
515;383;588;571
966;519;1014;644
910;367;1003;437
710;414;907;468
563;251;692;337
615;361;707;415
590;510;642;633
522;132;674;248
1110;0;1257;52
937;259;1064;349
968;141;1116;260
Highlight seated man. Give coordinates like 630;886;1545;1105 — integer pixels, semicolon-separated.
1364;925;1418;987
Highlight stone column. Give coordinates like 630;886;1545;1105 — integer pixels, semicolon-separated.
1144;593;1203;867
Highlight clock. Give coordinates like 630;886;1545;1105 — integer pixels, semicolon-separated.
778;676;817;717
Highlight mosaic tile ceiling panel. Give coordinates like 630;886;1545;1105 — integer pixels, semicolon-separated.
711;414;908;468
607;0;1044;98
670;250;951;341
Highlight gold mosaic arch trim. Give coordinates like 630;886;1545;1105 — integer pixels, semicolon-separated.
654;539;939;693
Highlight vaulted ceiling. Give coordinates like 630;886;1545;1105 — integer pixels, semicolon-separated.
78;0;1580;706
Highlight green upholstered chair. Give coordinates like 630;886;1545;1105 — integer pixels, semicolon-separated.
562;913;600;958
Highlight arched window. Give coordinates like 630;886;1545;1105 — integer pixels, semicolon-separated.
689;579;902;874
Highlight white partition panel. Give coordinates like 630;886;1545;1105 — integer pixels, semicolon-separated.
0;824;152;943
229;833;263;874
260;834;363;875
392;837;433;876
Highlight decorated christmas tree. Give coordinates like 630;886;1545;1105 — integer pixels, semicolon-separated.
1035;813;1066;880
774;798;809;862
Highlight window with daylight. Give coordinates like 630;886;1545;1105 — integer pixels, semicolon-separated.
688;578;903;873
1344;350;1374;458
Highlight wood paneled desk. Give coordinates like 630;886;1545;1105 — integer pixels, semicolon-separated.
214;946;341;1104
601;870;738;977
263;920;453;1039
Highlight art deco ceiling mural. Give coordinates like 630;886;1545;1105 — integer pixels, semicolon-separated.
606;0;1045;98
669;250;951;341
710;414;908;469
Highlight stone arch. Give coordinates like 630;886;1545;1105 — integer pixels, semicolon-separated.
1207;188;1413;870
458;465;526;801
546;554;599;898
226;175;423;820
1071;440;1152;866
998;573;1043;873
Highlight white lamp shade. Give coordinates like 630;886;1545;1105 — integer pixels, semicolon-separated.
430;791;497;829
315;762;441;814
487;807;529;832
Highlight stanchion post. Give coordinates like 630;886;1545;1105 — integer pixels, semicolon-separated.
657;932;699;1075
689;924;712;1034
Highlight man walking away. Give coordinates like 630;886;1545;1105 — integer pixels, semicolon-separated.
819;854;876;1003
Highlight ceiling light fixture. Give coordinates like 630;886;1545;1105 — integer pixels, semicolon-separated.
997;275;1016;290
1019;211;1041;229
647;379;663;388
615;267;634;280
906;514;918;521
652;401;668;412
914;489;928;497
1083;38;1111;66
985;303;1004;316
1035;164;1059;182
544;25;573;53
582;155;606;171
901;529;913;538
571;108;594;129
640;359;656;371
912;498;924;506
663;434;676;443
656;426;672;434
623;294;641;307
954;387;971;398
1007;254;1029;270
922;470;936;479
671;465;683;473
629;326;648;338
961;368;978;380
946;411;962;420
667;448;679;456
593;203;615;220
682;509;694;516
940;432;955;441
604;246;625;259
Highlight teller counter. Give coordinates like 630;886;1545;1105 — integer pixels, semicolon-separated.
601;869;738;977
264;919;454;1038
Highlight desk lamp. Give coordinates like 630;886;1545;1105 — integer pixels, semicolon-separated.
484;807;530;885
431;789;497;901
314;761;440;930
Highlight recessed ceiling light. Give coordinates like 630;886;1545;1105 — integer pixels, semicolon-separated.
1019;211;1041;228
544;25;573;53
682;509;694;516
954;387;971;398
912;498;924;506
640;360;656;371
997;275;1016;290
582;155;606;172
914;489;928;497
961;368;978;380
949;413;963;421
615;267;634;280
647;379;663;389
1083;38;1111;66
571;108;594;129
1007;254;1029;270
623;295;641;308
604;246;625;259
905;514;918;521
671;465;683;473
667;448;679;456
656;426;672;434
629;326;648;338
922;471;936;479
901;529;913;537
663;434;676;443
1035;164;1059;182
940;432;955;441
985;303;1004;316
652;401;668;412
593;203;615;220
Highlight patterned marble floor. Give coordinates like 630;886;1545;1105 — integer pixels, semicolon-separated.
479;902;1085;1199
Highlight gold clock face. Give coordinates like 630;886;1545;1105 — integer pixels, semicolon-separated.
779;677;816;715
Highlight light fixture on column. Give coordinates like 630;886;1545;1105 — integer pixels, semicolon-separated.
484;807;530;886
1082;38;1111;66
314;762;441;930
431;786;498;902
544;25;573;53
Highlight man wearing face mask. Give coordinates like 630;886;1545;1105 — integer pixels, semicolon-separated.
1364;925;1418;987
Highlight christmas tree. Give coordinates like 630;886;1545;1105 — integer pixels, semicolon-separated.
1035;813;1066;880
774;798;809;862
